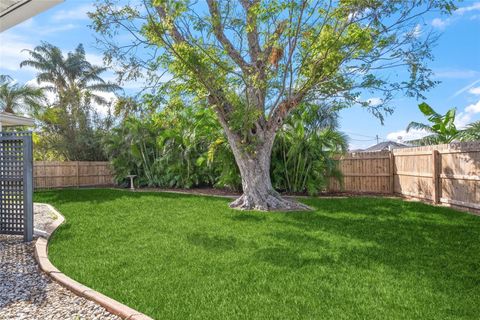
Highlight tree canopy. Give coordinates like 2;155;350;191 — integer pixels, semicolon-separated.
21;42;120;160
0;75;44;115
90;0;454;210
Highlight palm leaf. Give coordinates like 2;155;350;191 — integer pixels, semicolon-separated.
406;121;434;133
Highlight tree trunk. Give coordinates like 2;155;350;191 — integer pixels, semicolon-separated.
227;130;310;211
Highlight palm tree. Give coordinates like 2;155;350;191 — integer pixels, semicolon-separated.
0;75;44;114
20;42;120;160
406;103;459;146
458;121;480;141
20;42;119;106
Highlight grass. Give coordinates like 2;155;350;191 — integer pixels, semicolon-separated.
35;189;480;320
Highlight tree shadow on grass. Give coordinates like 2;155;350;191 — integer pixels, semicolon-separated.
270;198;480;293
253;247;330;268
269;230;331;248
230;213;267;222
34;188;230;206
186;232;238;253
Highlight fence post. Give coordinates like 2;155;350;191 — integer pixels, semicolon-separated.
24;134;33;242
76;161;80;188
432;150;440;204
389;151;395;194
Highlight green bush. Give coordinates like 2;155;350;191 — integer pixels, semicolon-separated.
105;101;347;193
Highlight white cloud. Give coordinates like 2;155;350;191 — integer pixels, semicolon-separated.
412;24;422;38
434;69;480;79
25;79;56;103
386;99;480;136
86;53;105;66
386;129;429;143
455;100;480;129
92;91;117;116
35;23;77;35
430;2;480;30
0;32;34;72
455;112;472;128
465;100;480;114
0;17;81;73
51;4;93;21
456;2;480;15
366;97;382;106
468;87;480;95
431;18;450;29
0;29;104;74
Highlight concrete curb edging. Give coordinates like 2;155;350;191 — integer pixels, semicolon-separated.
33;203;153;320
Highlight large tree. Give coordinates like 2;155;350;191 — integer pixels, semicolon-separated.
21;42;119;160
91;0;454;210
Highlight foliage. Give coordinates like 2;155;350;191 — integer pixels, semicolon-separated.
406;102;479;145
272;104;348;195
90;0;453;208
407;102;459;145
105;100;239;189
155;102;222;188
38;188;480;320
458;121;480;141
104;116;161;185
106;98;346;193
21;42;119;160
0;75;44;114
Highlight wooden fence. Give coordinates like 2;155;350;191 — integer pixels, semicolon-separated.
34;161;114;189
329;141;480;212
32;142;479;211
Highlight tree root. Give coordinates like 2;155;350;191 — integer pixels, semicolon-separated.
229;191;311;211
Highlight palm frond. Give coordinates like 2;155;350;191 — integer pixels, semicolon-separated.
406;121;434;133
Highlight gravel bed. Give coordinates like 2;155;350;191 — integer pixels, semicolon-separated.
0;205;121;320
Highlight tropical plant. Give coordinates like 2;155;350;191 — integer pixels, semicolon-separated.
153;102;220;188
21;42;119;160
92;0;452;210
0;74;44;114
105;99;230;188
458;120;480;141
406;102;459;145
107;97;348;194
105;116;162;185
271;104;348;195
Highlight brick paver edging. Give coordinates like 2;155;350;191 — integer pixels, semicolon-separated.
33;203;153;320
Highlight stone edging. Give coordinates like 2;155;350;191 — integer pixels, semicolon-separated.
33;203;153;320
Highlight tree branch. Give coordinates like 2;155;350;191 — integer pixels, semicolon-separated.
240;0;261;63
206;0;250;72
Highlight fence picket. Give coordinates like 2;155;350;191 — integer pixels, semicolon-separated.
330;142;480;212
33;161;114;189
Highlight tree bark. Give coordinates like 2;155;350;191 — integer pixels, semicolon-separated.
226;127;310;211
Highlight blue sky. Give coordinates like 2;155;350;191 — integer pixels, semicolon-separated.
1;0;479;149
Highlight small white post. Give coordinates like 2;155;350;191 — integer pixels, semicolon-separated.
127;175;137;191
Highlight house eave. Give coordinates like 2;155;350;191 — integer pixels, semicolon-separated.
0;112;35;127
0;0;64;32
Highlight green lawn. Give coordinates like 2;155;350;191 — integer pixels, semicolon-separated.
35;189;480;320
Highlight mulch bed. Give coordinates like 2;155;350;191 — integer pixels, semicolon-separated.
124;187;394;199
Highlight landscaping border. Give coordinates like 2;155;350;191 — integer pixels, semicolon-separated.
33;203;153;320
